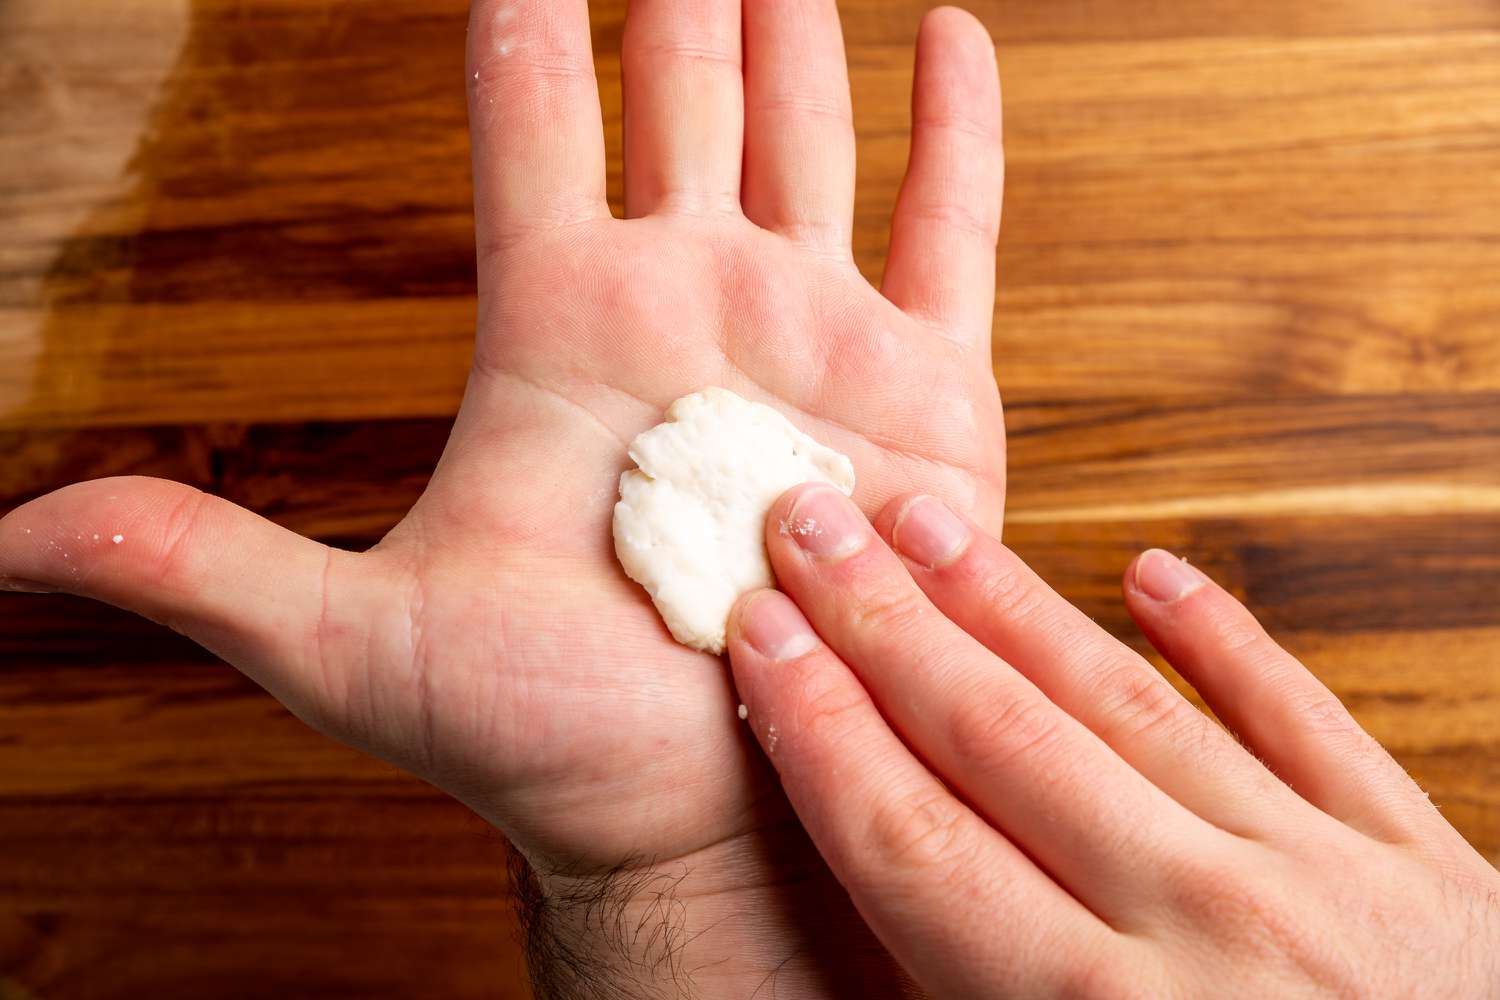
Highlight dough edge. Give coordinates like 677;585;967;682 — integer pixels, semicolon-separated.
612;387;856;654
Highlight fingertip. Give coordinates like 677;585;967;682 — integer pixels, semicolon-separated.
768;482;831;530
725;590;828;765
0;476;179;590
920;5;996;58
0;475;350;697
914;5;1001;127
919;6;1001;102
1126;549;1214;607
1122;550;1150;597
873;491;926;541
731;588;822;665
725;590;766;717
727;586;773;644
764;482;869;564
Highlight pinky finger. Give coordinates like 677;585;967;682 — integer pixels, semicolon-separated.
1123;549;1469;854
726;589;1129;998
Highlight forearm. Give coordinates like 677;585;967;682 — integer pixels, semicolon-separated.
509;829;917;1000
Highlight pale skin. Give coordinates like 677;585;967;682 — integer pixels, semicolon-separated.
1;0;1494;997
729;485;1500;997
0;0;1005;994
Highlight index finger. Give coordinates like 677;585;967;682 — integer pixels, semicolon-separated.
726;588;1124;998
468;0;610;256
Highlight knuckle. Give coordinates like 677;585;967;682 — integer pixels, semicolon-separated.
473;46;594;87
755;91;854;128
848;584;930;638
1168;853;1355;988
1172;862;1274;927
1284;687;1393;775
902;198;1001;247
971;556;1050;624
1289;690;1359;740
1059;948;1159;1000
1267;670;1395;776
950;690;1065;773
1165;855;1301;962
1202;602;1272;656
628;39;739;70
788;667;870;750
476;212;601;264
914;110;1002;145
1091;664;1265;802
1094;659;1193;745
864;789;975;879
147;489;213;592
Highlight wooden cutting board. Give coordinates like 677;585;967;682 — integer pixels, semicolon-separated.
2;0;1497;995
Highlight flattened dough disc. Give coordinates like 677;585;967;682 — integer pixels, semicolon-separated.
613;388;856;654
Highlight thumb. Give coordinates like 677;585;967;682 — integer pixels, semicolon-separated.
0;475;384;724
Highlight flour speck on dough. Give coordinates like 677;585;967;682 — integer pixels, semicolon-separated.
612;387;856;654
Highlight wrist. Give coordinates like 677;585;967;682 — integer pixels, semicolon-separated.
512;822;915;999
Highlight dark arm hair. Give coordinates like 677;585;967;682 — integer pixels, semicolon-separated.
508;844;698;1000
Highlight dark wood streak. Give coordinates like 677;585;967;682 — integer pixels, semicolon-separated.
43;212;478;306
1005;517;1500;637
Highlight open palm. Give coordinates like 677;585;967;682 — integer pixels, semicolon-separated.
0;0;1005;968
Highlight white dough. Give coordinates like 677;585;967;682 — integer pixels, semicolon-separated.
613;388;856;654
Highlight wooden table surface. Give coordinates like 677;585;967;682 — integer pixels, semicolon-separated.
3;0;1498;995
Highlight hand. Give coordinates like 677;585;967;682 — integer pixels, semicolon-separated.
0;2;1005;994
728;484;1500;998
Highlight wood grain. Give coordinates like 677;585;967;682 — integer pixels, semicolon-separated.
2;0;1498;996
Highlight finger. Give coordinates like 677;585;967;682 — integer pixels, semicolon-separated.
765;484;1228;922
741;0;856;256
621;0;743;217
1123;549;1464;851
874;494;1305;841
727;589;1131;998
468;0;610;254
881;7;1003;351
0;477;381;728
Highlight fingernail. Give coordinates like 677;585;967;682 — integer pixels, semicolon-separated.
739;591;820;661
782;486;866;561
0;577;54;594
893;495;970;569
1133;549;1204;603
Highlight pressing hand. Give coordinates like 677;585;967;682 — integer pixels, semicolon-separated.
729;484;1500;997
